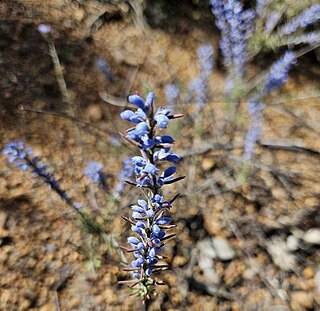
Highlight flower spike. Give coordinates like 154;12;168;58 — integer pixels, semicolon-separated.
119;92;184;301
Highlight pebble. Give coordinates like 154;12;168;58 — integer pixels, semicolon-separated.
44;244;57;253
211;237;235;261
201;158;215;171
172;255;187;267
197;239;217;259
291;291;314;310
302;267;314;279
39;302;56;311
198;255;220;284
86;104;103;121
304;197;319;207
266;238;296;271
302;228;320;245
286;235;299;252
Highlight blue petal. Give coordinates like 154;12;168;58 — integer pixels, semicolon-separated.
136;221;146;228
160;135;175;144
165;154;180;163
143;163;158;175
135;108;147;120
148;248;156;258
131;205;146;213
157;178;164;186
120;110;135;121
128;95;145;109
152;224;161;235
163;166;176;177
145;92;154;110
132;272;140;279
154;115;169;129
127;236;140;244
157;230;165;239
132;212;143;219
135;122;149;136
146;210;154;217
138;199;148;209
156;217;172;225
152;238;161;245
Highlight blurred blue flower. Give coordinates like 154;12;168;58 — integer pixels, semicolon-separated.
95;57;115;82
165;84;180;109
38;24;52;34
263;50;297;94
114;157;133;197
3;141;75;207
281;5;320;35
84;161;107;189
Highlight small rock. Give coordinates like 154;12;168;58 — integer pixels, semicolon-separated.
303;228;320;245
201;158;215;171
198;255;220;284
211;237;235;261
197;239;217;259
291;291;313;309
86;104;103;121
272;187;289;200
39;302;56;311
198;254;212;271
287;235;299;252
302;267;314;279
304;197;319;207
20;299;32;309
44;244;57;253
266;238;296;271
172;255;187;267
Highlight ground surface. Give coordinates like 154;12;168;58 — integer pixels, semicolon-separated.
1;1;320;310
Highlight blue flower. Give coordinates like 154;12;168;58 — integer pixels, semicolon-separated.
120;110;141;123
95;57;115;82
84;161;103;182
114;157;133;197
165;84;180;109
156;217;171;225
281;5;320;35
127;92;154;112
210;0;255;97
38;24;52;34
145;92;154;111
84;161;107;189
197;44;215;79
3;141;78;209
263;50;297;94
243;51;296;162
264;12;282;34
154;109;170;129
158;166;176;186
128;94;145;110
142;163;159;176
120;91;182;293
